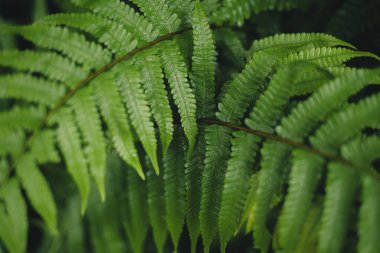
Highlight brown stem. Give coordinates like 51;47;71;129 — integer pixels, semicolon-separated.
199;118;380;181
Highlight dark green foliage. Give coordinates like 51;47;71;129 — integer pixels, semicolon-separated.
0;0;380;253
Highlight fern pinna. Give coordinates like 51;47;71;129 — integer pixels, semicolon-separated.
0;0;379;252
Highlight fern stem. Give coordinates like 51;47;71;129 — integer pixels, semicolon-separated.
199;118;380;181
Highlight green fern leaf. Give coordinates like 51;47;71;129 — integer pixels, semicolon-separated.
29;130;60;164
0;74;64;106
72;0;158;44
0;50;87;85
211;0;254;26
0;106;44;132
159;40;198;155
131;0;181;35
0;129;24;156
16;154;57;233
215;28;247;69
70;86;107;201
146;166;168;253
185;127;206;253
124;168;149;253
277;150;324;253
199;125;232;252
56;109;90;214
0;179;27;253
135;49;174;155
115;61;159;175
167;0;193;26
92;72;143;178
37;13;137;55
191;2;217;118
163;129;186;252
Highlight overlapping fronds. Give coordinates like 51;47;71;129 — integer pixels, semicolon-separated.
0;1;380;253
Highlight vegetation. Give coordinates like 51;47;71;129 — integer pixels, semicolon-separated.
0;0;379;252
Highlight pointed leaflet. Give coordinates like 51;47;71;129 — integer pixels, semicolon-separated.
185;126;206;253
56;109;90;213
92;72;143;178
0;106;44;132
115;61;159;174
163;129;186;252
135;49;174;155
191;2;217;118
16;154;57;233
29;130;60;164
159;40;198;155
70;86;107;201
146;164;168;253
0;179;27;253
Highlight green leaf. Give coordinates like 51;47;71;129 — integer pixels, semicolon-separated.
115;61;159;175
159;40;198;155
29;130;60;164
16;154;58;234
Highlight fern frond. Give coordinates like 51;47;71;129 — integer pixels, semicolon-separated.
0;74;64;106
70;86;107;201
56;109;90;213
131;0;181;35
239;172;260;234
16;154;57;233
251;33;355;53
92;72;143;177
115;61;159;175
0;129;24;156
163;129;186;252
278;68;379;140
0;106;44;132
29;130;59;164
124;168;149;253
211;0;254;26
218;132;260;251
146;167;167;253
215;28;246;69
135;49;174;155
279;47;380;67
38;13;138;55
0;179;27;253
199;125;232;252
72;0;158;43
317;162;358;253
0;50;87;85
277;150;324;253
167;0;193;26
311;92;380;151
159;40;198;155
191;2;217;118
185;127;206;253
4;24;111;69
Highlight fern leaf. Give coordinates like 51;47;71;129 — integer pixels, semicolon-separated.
70;86;107;201
92;72;143;177
200;125;232;252
253;141;290;252
277;150;324;253
211;0;255;26
5;24;111;69
251;33;355;53
159;40;198;155
124;168;149;253
317;163;358;253
218;132;260;251
185;127;206;253
0;50;87;85
131;0;181;35
16;154;57;233
279;47;380;67
115;62;159;175
163;129;186;252
146;167;167;253
0;129;24;156
38;13;137;55
0;179;27;253
0;74;64;106
215;28;247;69
0;159;9;185
311;92;380;151
135;49;174;154
56;109;90;214
239;172;260;234
29;130;60;164
0;106;44;132
72;0;158;44
167;0;193;26
278;68;380;140
191;2;217;118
